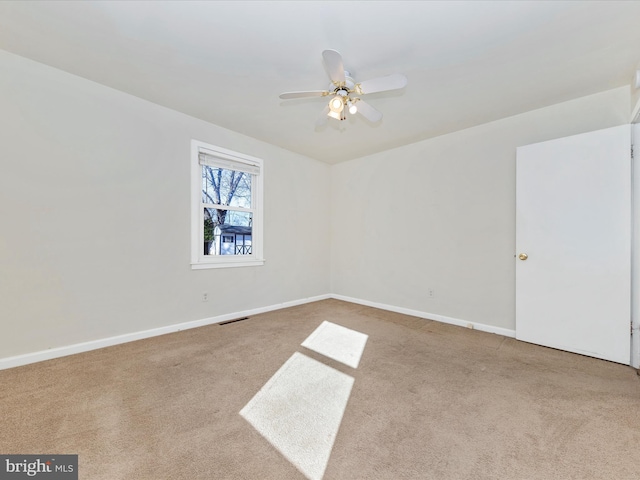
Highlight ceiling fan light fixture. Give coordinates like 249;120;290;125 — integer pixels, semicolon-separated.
327;109;341;120
329;96;344;113
279;49;407;125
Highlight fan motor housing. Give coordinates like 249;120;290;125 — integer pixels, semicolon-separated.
330;72;356;93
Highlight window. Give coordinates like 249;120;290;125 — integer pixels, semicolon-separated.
191;140;264;269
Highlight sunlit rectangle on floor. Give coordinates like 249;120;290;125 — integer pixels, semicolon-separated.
240;352;354;480
301;321;368;368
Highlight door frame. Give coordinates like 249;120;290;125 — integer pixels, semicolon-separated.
632;123;640;369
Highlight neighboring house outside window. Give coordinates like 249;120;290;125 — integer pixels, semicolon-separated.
191;140;264;269
216;225;252;255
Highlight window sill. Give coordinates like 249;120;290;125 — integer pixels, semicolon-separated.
191;259;265;270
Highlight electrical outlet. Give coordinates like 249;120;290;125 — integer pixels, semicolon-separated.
428;288;435;298
203;293;208;302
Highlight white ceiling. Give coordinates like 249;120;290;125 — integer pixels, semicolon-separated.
1;1;640;164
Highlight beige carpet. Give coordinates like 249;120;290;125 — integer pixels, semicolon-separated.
1;299;639;479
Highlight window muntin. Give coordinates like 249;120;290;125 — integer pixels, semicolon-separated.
192;140;264;269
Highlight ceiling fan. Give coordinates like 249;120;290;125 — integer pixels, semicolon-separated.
279;50;408;124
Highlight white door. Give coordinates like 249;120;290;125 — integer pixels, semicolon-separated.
516;125;631;364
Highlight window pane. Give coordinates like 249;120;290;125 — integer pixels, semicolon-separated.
202;166;252;208
204;208;253;256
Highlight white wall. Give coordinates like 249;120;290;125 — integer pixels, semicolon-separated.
0;46;633;364
0;50;330;359
330;87;630;332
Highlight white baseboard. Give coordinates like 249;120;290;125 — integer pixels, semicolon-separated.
330;294;516;338
0;294;331;371
0;293;515;371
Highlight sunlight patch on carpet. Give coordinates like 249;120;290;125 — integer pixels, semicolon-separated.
240;352;354;480
301;321;368;368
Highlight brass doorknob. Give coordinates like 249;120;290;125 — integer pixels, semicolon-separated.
518;253;528;261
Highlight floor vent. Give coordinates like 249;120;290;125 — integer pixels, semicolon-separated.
219;317;250;326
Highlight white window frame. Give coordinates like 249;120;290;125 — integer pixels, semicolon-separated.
191;139;264;269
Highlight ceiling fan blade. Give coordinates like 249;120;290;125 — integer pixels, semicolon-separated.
316;105;330;127
355;100;383;123
322;49;346;85
279;90;329;100
357;73;408;95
